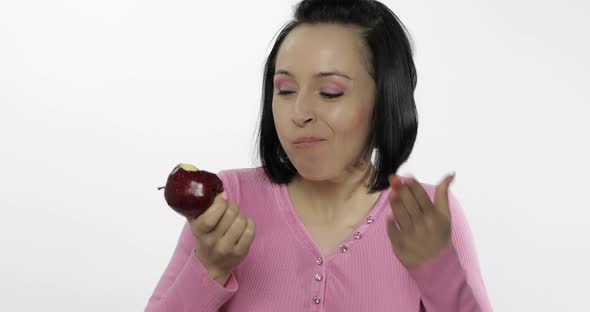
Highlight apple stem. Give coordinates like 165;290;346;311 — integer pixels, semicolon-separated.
157;186;165;190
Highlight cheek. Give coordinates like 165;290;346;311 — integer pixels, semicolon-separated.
348;115;364;133
272;102;288;135
348;108;372;135
327;102;372;138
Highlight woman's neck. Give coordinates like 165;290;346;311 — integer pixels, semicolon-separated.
288;162;379;225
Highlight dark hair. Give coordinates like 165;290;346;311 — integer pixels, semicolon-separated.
254;0;418;193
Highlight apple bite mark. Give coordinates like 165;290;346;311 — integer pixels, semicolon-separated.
179;163;199;171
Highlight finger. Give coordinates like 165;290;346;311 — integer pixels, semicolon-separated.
397;180;423;220
208;202;239;240
435;172;456;216
219;213;248;246
386;216;403;248
234;218;256;256
386;215;400;232
193;193;228;235
389;175;412;230
404;176;435;215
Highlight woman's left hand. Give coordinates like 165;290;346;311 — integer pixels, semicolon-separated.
386;173;456;270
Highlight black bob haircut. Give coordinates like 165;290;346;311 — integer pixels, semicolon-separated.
255;0;418;193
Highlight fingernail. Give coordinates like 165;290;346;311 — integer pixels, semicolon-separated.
220;191;228;200
389;174;401;187
388;174;395;185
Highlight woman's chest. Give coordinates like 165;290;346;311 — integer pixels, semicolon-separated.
221;230;423;312
306;224;357;257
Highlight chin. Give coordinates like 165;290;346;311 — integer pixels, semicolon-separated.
292;162;333;181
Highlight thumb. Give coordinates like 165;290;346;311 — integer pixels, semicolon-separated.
435;171;455;215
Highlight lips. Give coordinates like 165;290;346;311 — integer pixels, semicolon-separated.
293;136;326;144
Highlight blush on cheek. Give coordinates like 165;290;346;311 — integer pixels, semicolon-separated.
349;108;371;134
350;110;368;130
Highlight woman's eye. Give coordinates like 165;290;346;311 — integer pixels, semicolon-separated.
276;90;343;99
320;92;343;99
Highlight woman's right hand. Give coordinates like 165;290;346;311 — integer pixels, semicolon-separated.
189;191;256;285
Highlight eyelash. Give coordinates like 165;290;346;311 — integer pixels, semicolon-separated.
277;90;343;99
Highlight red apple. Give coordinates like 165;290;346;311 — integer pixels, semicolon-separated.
158;163;224;219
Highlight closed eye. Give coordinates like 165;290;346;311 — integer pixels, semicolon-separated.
320;92;343;99
276;90;343;99
277;90;295;96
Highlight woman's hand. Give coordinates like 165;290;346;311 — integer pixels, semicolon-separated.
189;192;256;285
386;173;456;271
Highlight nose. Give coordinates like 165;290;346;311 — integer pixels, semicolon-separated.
292;113;314;127
292;93;315;127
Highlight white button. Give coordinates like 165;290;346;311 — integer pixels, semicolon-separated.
316;257;323;265
354;231;362;239
313;296;321;304
340;244;348;253
314;273;323;281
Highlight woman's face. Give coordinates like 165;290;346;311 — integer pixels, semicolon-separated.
272;23;376;182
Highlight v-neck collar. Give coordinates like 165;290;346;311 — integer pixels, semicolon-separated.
275;181;392;262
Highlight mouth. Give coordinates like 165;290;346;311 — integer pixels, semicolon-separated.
293;136;326;143
293;139;326;148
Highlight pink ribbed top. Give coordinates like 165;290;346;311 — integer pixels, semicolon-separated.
145;166;493;311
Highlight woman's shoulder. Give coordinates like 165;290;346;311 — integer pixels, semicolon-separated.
216;166;276;202
217;166;270;185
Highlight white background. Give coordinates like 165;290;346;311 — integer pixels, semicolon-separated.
1;0;588;311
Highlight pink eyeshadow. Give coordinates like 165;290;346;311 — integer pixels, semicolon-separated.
323;83;348;93
274;79;290;90
273;79;349;92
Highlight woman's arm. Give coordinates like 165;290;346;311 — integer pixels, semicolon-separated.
408;189;493;312
144;221;239;312
144;171;239;312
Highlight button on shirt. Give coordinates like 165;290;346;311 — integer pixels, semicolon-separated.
145;167;493;312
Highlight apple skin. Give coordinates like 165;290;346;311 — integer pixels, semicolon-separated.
160;163;224;219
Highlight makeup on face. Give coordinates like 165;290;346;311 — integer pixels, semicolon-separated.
273;77;351;96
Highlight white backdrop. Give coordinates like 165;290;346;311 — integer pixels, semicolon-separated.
1;0;588;311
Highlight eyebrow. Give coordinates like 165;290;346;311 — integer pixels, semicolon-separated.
274;69;353;80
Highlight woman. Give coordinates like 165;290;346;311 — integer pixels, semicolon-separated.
145;0;493;311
